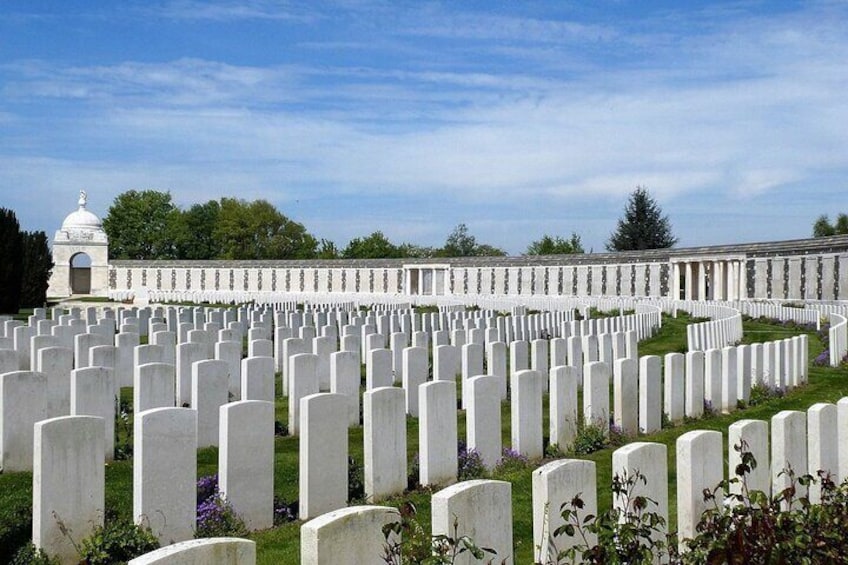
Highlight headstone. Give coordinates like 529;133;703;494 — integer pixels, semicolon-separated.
533;459;596;564
71;367;116;460
135;362;176;413
215;340;243;401
467;375;502;470
402;346;428;418
419;380;458;486
728;419;770;496
431;480;513;565
366;348;393;390
0;371;48;471
128;539;256;565
685;351;705;419
300;506;399;565
36;346;73;418
192;359;229;448
511;369;543;459
639;355;662;434
771;410;807;509
583;361;610;431
613;442;668;543
134;407;197;544
299;393;348;520
664;352;685;423
289;353;319;435
807;403;838;504
220;400;275;530
364;387;407;501
613;358;638;437
33;416;104;563
676;430;723;544
241;356;275;403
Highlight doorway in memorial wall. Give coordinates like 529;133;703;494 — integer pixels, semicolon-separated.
70;252;92;294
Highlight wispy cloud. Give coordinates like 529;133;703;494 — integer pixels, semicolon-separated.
1;2;847;252
154;0;319;22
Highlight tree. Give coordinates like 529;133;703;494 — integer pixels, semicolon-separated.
19;231;53;308
606;187;677;251
437;224;506;257
103;190;178;259
813;213;848;237
170;200;220;260
0;208;23;313
214;198;317;260
316;239;340;259
526;233;584;255
342;231;403;259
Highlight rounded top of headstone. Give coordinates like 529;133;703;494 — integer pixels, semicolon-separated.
55;190;108;244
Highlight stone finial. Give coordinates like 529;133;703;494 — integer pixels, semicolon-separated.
78;190;87;208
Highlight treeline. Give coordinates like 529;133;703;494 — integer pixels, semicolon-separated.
0;209;53;313
102;190;588;261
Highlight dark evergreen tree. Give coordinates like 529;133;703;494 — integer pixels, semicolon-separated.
0;208;23;313
606;187;677;251
20;231;53;308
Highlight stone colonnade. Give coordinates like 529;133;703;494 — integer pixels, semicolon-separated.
671;257;747;301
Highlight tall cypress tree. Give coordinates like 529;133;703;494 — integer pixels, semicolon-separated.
606;187;678;251
20;230;53;308
0;208;23;313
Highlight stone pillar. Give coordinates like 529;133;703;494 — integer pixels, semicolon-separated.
697;262;707;301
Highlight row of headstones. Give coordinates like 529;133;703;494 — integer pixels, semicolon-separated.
281;330;640;433
293;334;810;508
30;398;274;564
735;300;821;326
300;398;848;564
0;351;275;472
683;308;744;351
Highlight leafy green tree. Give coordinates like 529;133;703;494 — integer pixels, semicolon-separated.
813;213;848;237
606;187;677;251
342;231;403;259
438;223;506;257
214;198;317;259
0;208;23;313
19;231;53;308
103;190;178;259
170;200;220;260
316;239;340;259
526;233;585;255
398;243;436;258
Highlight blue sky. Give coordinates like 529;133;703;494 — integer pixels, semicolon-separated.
1;1;846;254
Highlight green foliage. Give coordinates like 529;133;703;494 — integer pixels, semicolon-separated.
552;468;673;564
19;230;53;308
436;223;506;257
343;231;405;259
170;200;220;260
195;495;249;538
214;197;317;259
0;208;24;313
568;420;626;456
103;190;178;259
526;233;584;255
382;503;498;565
10;543;59;565
681;444;848;564
348;455;366;503
316;238;340;259
746;382;784;407
606;187;677;251
812;212;848;237
77;520;160;564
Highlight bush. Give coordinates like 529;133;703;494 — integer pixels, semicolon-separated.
568;419;625;456
348;456;365;502
77;520;160;564
457;441;486;481
195;474;248;538
10;543;59;565
493;447;531;475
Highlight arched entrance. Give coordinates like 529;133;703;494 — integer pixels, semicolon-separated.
70;252;92;294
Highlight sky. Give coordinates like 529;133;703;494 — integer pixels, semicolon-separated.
1;1;847;255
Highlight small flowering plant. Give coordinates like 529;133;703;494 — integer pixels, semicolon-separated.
195;474;248;538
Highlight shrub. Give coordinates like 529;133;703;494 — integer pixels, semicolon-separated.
553;468;673;564
273;497;298;526
680;444;848;563
457;441;486;481
568;419;624;456
348;456;365;502
747;382;784;407
77;520;160;564
10;543;59;565
196;495;249;538
494;447;531;475
195;474;248;538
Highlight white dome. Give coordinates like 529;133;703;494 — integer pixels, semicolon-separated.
54;190;108;244
61;207;102;230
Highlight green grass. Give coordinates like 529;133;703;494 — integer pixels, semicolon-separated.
1;314;843;564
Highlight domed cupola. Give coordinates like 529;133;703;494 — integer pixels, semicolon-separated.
47;191;110;297
55;190;108;244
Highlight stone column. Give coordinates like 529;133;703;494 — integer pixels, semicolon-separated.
697;262;707;300
673;262;682;300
